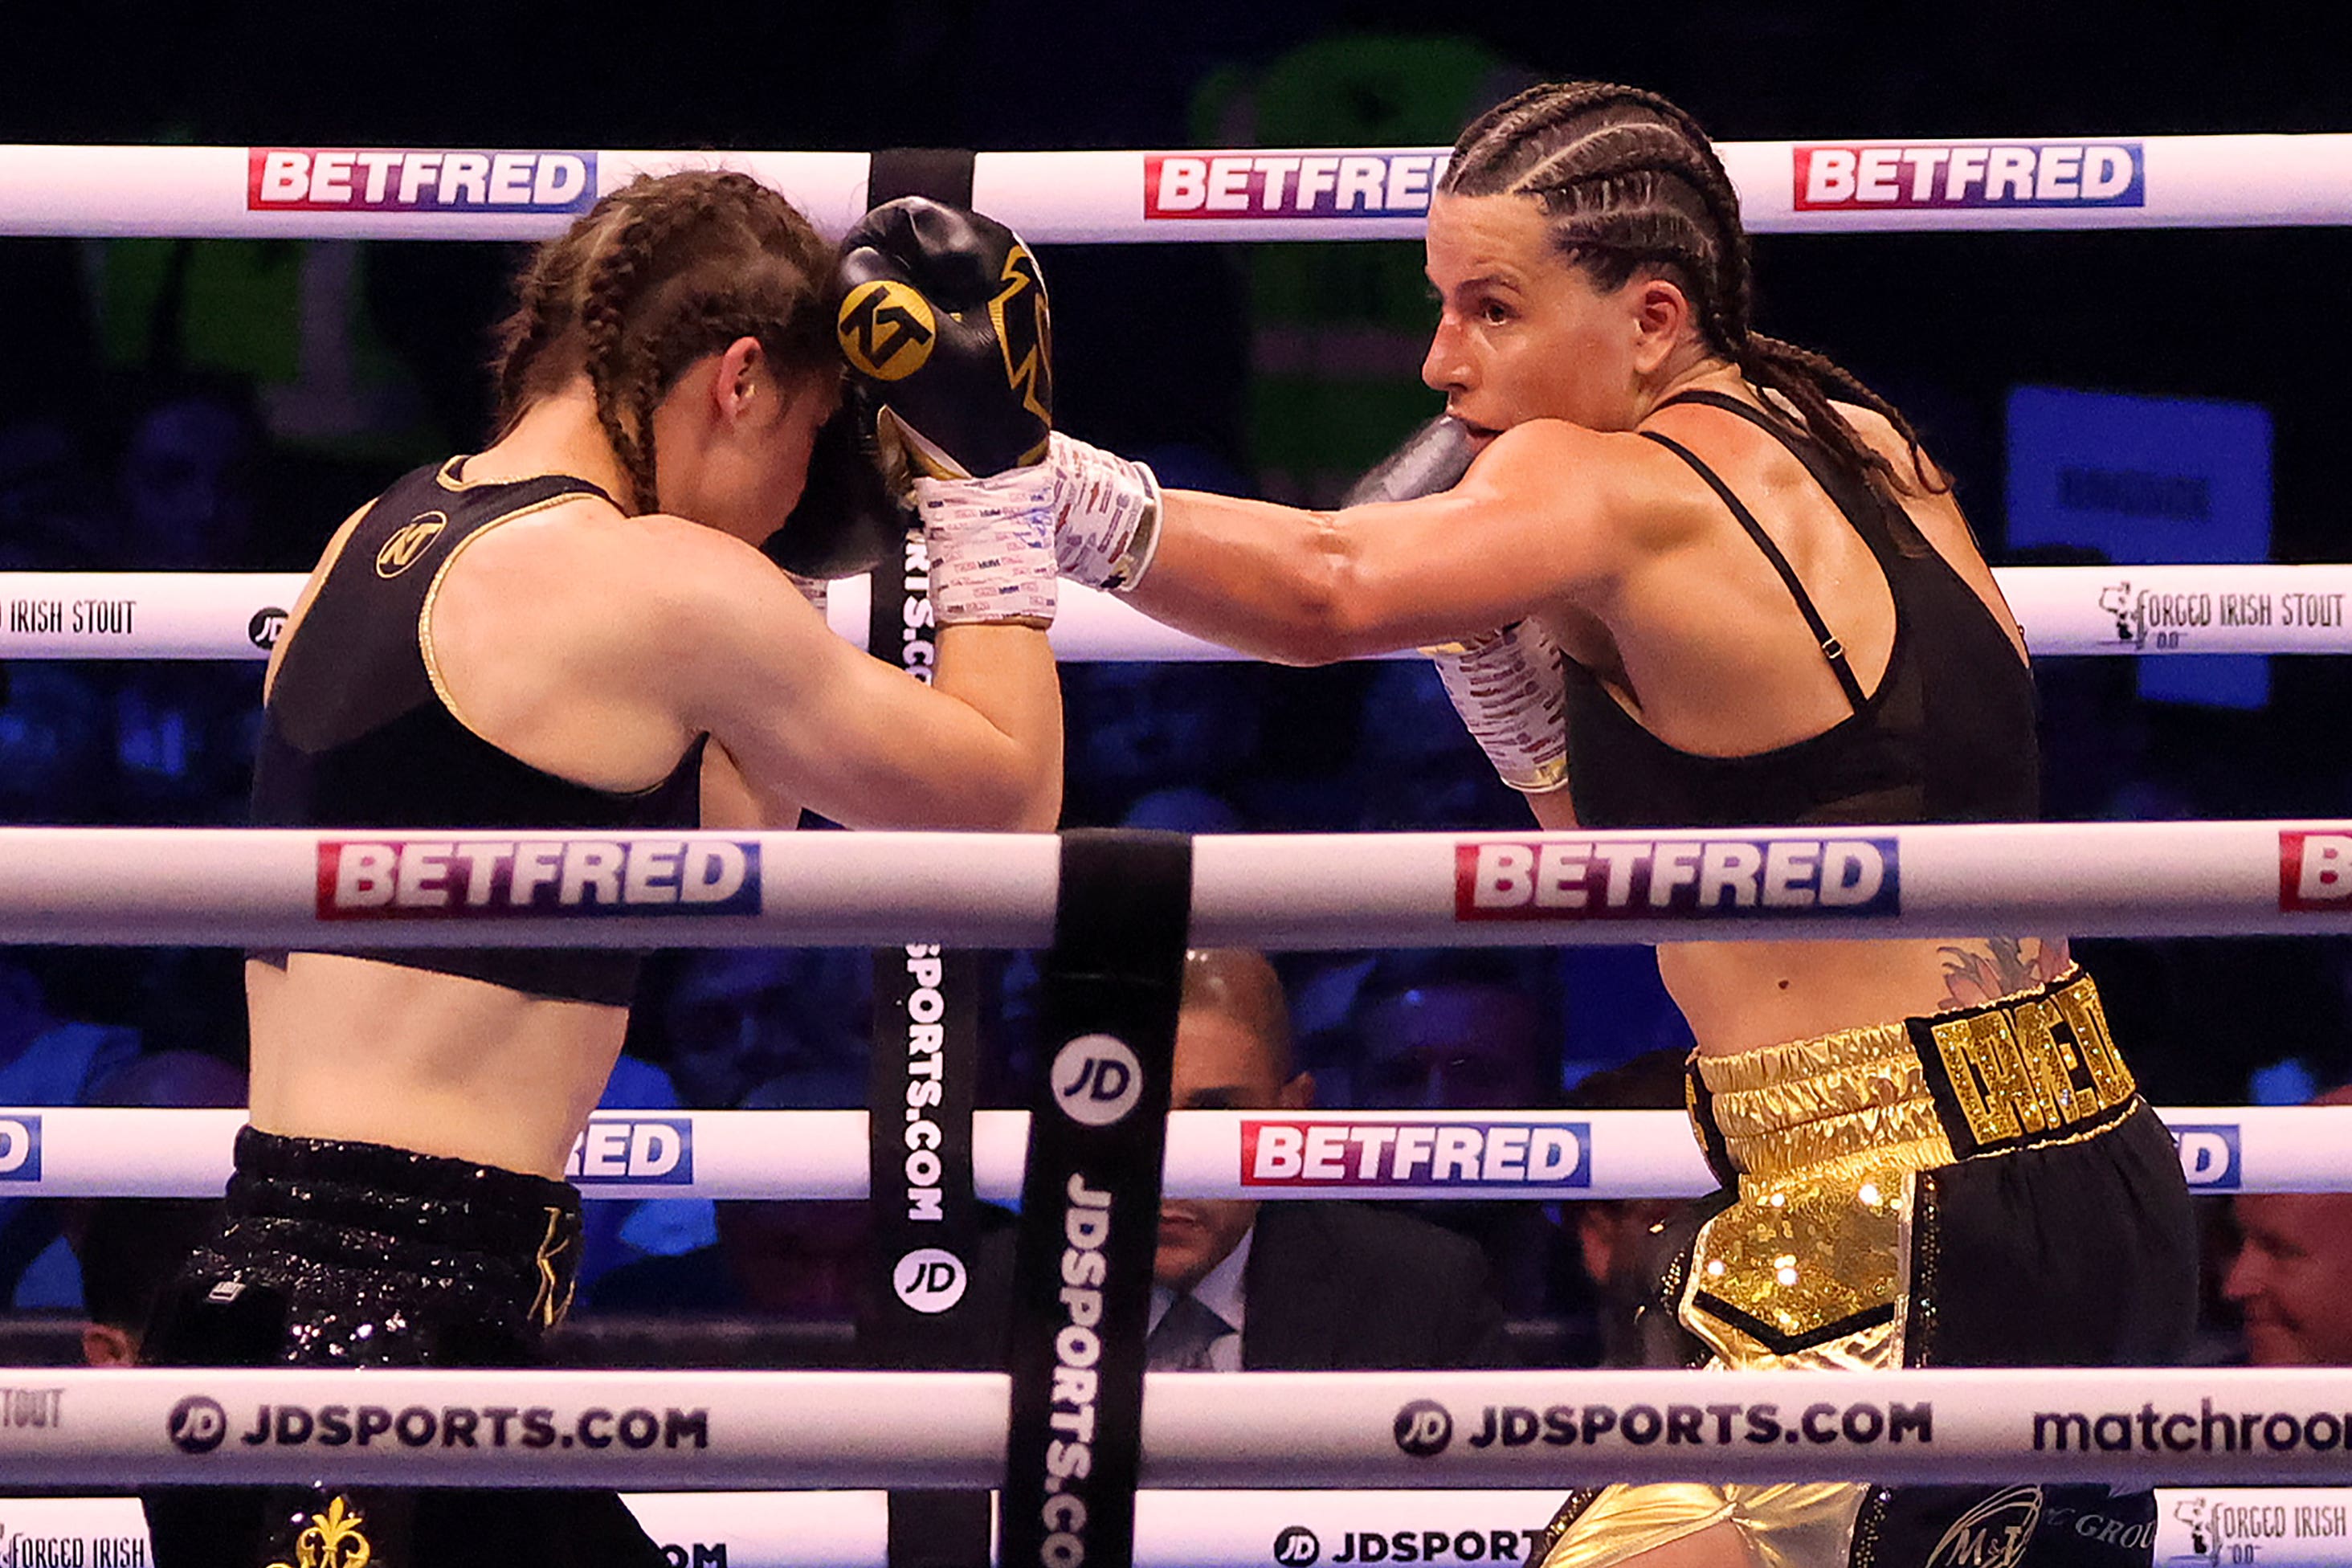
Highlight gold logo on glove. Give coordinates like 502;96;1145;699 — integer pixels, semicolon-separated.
838;280;937;382
989;243;1052;444
374;512;447;578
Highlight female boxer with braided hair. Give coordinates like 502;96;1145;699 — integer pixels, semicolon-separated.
139;171;1066;1568
900;80;2194;1568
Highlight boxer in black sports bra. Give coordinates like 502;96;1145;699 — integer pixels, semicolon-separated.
990;80;2196;1568
140;169;1067;1568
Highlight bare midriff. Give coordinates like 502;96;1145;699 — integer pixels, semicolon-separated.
245;952;625;1179
1660;933;2075;1057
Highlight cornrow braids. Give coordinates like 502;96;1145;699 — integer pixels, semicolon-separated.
1441;82;1945;499
485;169;840;514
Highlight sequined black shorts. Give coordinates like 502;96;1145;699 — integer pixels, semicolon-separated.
1534;971;2197;1568
139;1127;666;1568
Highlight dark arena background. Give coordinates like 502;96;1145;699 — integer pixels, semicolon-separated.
0;0;2346;1384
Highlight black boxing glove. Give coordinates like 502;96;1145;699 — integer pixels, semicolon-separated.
835;197;1051;482
835;198;1060;625
1353;416;1570;796
763;382;914;581
1341;413;1478;509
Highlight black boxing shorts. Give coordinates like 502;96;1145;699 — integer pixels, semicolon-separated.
1533;969;2197;1568
139;1126;667;1568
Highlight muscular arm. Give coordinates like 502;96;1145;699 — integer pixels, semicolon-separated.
662;525;1063;831
1123;422;1654;664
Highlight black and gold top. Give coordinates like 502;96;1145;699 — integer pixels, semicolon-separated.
251;458;706;1005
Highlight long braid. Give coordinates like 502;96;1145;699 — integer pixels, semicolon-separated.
484;168;841;515
1442;82;1945;498
579;198;674;513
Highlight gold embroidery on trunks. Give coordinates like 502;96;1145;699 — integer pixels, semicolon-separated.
1931;977;2134;1149
268;1493;371;1568
1930;1011;2034;1145
1685;1166;1910;1359
2054;982;2134;1105
2011;999;2080;1125
530;1206;576;1330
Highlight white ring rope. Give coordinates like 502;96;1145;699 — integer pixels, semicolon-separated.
1;821;2350;949
0;1105;2321;1200
2;566;2346;663
2;1366;2351;1488
1;137;2346;241
0;1488;2283;1568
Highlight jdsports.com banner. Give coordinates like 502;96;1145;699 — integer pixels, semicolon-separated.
0;1490;2342;1567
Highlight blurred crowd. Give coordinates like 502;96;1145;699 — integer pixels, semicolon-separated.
6;20;2352;1380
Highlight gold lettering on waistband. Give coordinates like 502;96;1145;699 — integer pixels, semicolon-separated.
2054;980;2134;1106
1932;977;2134;1150
2011;998;2080;1125
1931;1011;2031;1145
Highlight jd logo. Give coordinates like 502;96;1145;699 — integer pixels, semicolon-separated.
169;1394;230;1455
248;606;288;650
1394;1399;1454;1458
892;1247;969;1314
1273;1525;1322;1565
1051;1034;1143;1127
837;280;937;382
375;512;447;578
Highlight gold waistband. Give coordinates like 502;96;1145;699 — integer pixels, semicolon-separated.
1691;969;2136;1181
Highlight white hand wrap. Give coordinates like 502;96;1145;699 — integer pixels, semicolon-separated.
1424;621;1571;794
1046;431;1163;593
910;464;1059;627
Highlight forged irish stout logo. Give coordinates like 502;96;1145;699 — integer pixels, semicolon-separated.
1273;1525;1323;1565
249;605;288;650
892;1247;969;1314
837;280;937;381
375;512;447;578
1394;1399;1454;1458
1050;1034;1143;1127
169;1394;230;1455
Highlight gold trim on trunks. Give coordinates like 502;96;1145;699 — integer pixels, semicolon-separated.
1684;1162;1917;1366
1696;1021;1956;1183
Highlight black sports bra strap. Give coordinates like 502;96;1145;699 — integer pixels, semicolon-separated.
1653;389;1919;556
1641;428;1868;712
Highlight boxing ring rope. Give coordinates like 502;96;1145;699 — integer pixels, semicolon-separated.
0;1105;2318;1198
0;1487;2282;1568
0;820;2347;948
6;136;2346;1566
3;565;2346;663
2;1366;2351;1488
2;136;2350;241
